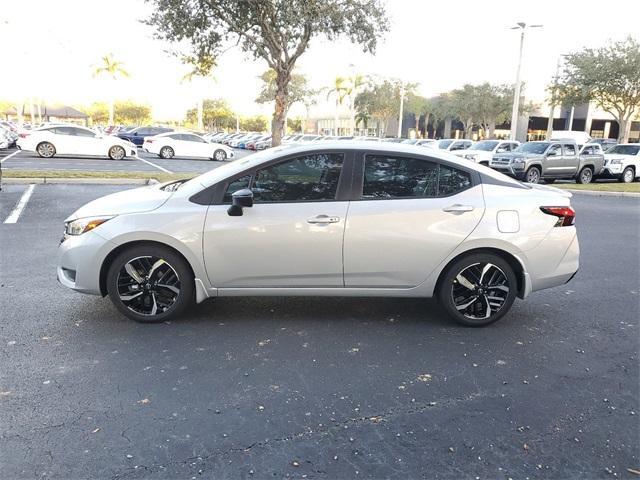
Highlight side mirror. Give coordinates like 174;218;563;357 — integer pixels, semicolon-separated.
227;189;254;216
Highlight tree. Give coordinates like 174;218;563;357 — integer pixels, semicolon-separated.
326;77;350;135
84;102;110;125
555;37;640;143
256;69;316;130
186;98;235;130
239;115;268;132
473;83;513;139
355;79;411;137
403;92;427;138
92;54;130;125
146;0;389;146
182;54;217;131
114;101;152;125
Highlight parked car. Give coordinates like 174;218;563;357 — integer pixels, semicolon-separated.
550;130;592;145
416;139;438;148
229;133;261;148
589;138;618;151
0;129;10;149
117;126;173;146
254;138;272;150
57;142;579;327
436;139;474;151
17;125;137;159
143;132;234;161
601;143;640;183
452;140;520;166
0;125;18;147
489;140;605;184
246;135;271;150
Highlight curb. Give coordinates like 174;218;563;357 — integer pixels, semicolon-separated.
2;177;159;185
564;189;640;198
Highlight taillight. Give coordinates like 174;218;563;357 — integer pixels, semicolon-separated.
18;133;29;138
540;206;576;227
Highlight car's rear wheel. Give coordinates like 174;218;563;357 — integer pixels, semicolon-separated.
213;149;227;161
619;166;635;183
106;245;194;323
577;166;593;184
108;145;126;160
525;166;541;184
160;146;174;159
437;253;517;327
36;142;55;158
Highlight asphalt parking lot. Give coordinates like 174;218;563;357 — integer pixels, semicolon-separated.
1;184;638;479
0;147;253;175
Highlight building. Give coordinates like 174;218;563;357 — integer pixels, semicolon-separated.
4;104;89;126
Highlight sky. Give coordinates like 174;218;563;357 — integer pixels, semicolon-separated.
1;0;639;122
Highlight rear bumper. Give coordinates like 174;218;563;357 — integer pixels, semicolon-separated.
526;228;580;293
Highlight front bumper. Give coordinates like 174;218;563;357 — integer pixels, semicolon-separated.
57;229;116;296
489;164;526;180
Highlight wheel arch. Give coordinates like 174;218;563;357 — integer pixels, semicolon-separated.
99;240;196;297
433;247;527;300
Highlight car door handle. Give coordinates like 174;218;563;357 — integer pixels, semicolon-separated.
443;204;474;213
307;215;340;224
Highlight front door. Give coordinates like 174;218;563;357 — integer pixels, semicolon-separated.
544;144;564;176
202;152;349;287
343;153;485;287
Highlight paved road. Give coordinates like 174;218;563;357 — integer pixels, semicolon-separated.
0;185;638;479
0;147;253;175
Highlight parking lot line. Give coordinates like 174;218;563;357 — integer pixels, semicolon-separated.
136;156;173;174
0;150;21;163
3;184;35;224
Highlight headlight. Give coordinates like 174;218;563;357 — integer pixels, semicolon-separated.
610;159;623;165
512;158;525;164
464;154;477;160
64;216;114;236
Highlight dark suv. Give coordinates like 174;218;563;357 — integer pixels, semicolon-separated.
117;126;173;146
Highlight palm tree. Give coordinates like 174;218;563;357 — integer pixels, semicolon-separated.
181;55;217;131
92;54;129;125
325;77;349;136
344;74;368;135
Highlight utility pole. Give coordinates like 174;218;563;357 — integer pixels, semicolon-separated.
546;57;561;139
509;22;542;141
397;81;405;138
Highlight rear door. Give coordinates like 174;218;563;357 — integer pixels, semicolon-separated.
181;133;212;157
343;151;484;287
561;143;579;176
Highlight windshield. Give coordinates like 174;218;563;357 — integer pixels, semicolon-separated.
437;140;453;149
515;142;549;154
607;145;640;155
469;140;499;151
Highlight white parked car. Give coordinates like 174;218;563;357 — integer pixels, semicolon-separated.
452;140;520;166
17;125;137;159
57;142;579;327
601;144;640;183
143;132;234;161
435;139;474;152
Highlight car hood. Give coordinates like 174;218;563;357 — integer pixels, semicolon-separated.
65;184;173;221
493;152;540;159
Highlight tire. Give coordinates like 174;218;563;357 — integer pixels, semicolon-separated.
106;244;194;323
542;178;556;184
213;149;227;161
36;142;55;158
437;253;518;327
108;145;126;160
619;166;635;183
525;166;541;184
576;166;593;184
159;146;174;159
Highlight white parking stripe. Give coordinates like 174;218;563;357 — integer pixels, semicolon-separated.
0;150;21;163
136;157;173;174
4;184;36;224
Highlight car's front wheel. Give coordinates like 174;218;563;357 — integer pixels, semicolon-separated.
525;166;541;184
108;145;126;160
213;149;227;161
106;245;194;323
36;142;56;158
437;253;517;327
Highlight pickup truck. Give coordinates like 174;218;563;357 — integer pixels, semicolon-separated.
600;143;640;183
489;140;605;184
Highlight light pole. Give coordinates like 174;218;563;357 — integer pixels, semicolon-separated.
509;22;542;141
397;80;405;138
